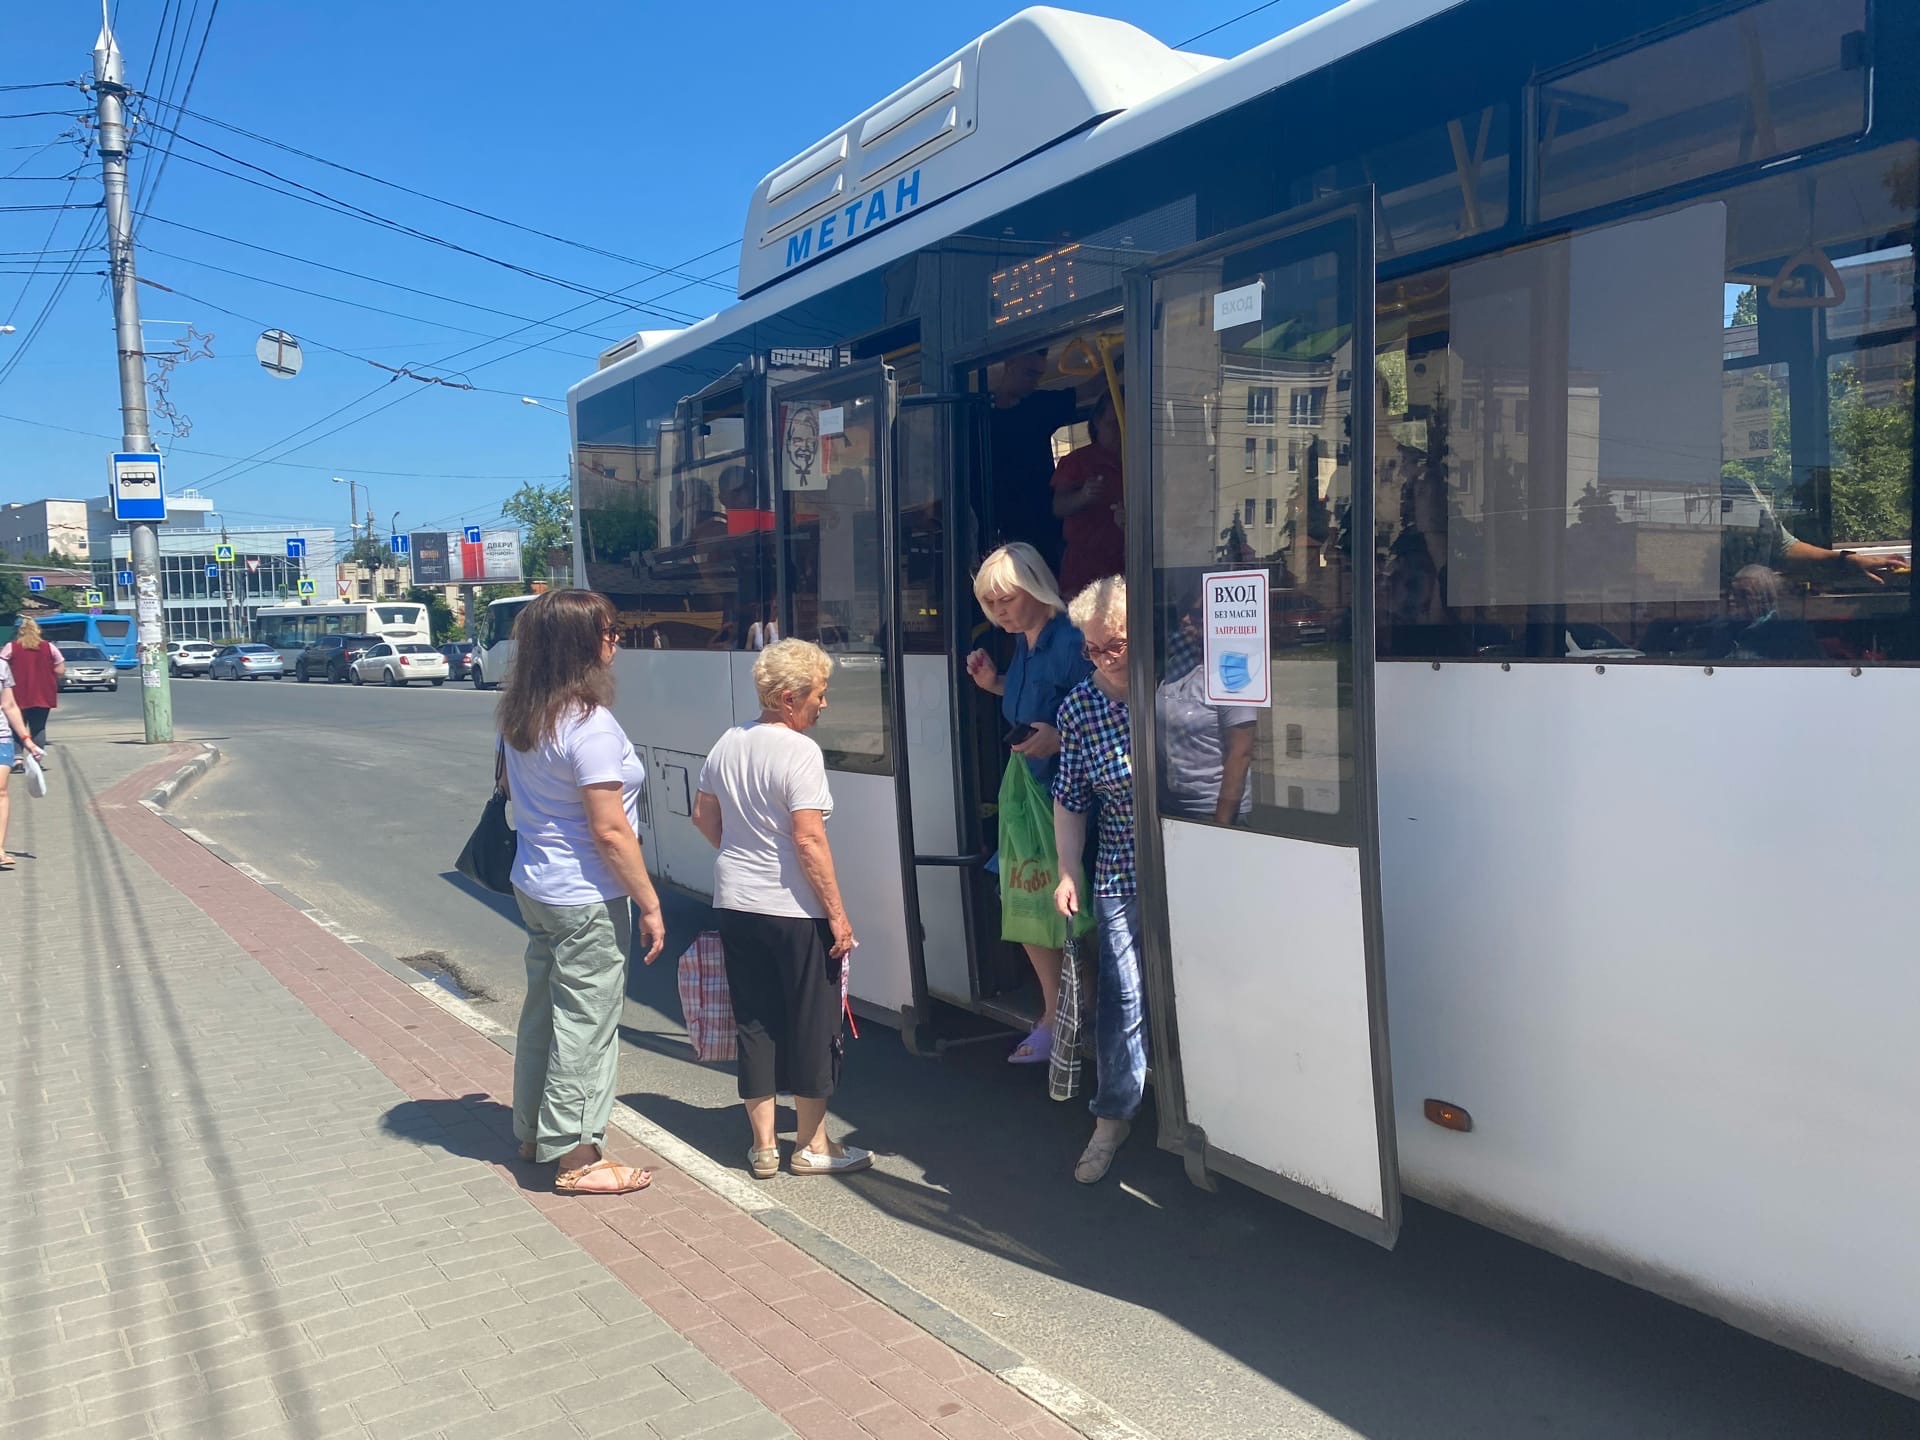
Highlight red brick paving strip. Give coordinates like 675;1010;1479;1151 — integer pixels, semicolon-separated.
98;756;1087;1440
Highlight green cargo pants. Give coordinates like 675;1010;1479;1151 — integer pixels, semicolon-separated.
511;889;632;1164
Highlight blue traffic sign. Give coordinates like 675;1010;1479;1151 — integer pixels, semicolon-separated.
297;577;316;597
118;569;134;587
111;451;167;522
285;537;306;559
463;526;482;544
26;575;44;593
206;564;220;579
389;534;410;555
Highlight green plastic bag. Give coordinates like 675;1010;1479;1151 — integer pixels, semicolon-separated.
998;755;1091;948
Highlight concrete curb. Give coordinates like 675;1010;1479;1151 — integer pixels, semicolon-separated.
132;746;1160;1440
141;741;221;810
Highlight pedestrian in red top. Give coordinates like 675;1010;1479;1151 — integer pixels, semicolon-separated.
1050;389;1126;598
0;619;63;761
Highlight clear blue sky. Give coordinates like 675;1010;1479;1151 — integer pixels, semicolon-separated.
2;0;1332;542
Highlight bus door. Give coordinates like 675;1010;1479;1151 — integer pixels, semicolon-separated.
895;390;998;1023
770;361;932;1034
1126;193;1400;1245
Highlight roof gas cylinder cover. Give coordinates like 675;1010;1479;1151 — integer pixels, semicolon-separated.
738;6;1213;296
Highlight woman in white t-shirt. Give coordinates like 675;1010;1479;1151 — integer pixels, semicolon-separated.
692;639;870;1179
498;590;666;1194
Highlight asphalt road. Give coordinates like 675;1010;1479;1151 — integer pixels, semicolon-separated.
51;675;1917;1440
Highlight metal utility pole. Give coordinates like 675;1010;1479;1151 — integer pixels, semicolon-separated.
94;7;171;741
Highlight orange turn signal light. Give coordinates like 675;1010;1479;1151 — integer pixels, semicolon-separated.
1423;1099;1473;1133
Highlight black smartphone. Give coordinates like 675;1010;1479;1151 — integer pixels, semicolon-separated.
1004;723;1037;748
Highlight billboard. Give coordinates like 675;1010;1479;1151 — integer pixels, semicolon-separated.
410;531;451;585
409;528;521;583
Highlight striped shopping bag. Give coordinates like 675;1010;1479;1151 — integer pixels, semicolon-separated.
1049;935;1083;1102
677;932;736;1062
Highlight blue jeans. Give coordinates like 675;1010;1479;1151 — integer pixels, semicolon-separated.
1091;894;1148;1121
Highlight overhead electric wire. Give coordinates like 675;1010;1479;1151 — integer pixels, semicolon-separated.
132;93;734;294
185;232;740;495
139;244;605;360
0;212;104;390
0;407;556;479
0;83;83;95
3;133;81;179
131;0;218;229
137;125;709;326
1177;0;1289;48
2;173;85;331
135;213;623;349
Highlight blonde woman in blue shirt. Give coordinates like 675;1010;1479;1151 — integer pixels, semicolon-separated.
964;542;1091;1064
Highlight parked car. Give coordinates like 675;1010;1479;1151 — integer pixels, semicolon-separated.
210;644;285;680
57;643;119;692
349;642;449;687
439;641;476;681
168;640;221;677
295;633;377;683
1564;623;1644;660
1272;590;1330;646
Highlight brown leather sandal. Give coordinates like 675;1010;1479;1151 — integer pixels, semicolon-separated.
554;1157;652;1195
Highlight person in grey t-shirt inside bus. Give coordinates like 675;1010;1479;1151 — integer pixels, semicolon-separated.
693;639;870;1180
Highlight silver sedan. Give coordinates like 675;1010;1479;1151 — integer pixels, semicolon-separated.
209;644;286;680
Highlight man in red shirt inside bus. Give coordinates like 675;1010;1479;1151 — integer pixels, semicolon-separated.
1050;388;1125;598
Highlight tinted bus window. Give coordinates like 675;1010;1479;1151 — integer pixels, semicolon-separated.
1536;0;1868;222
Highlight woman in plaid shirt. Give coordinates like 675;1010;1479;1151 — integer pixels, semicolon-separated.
1050;574;1145;1184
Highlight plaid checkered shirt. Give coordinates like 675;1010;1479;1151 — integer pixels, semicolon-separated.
1051;677;1135;898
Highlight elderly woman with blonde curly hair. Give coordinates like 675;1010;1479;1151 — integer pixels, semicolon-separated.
693;639;870;1179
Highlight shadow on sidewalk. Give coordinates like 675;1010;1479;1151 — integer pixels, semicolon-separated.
378;1094;550;1196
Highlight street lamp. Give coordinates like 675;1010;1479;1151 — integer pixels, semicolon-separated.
0;324;16;335
520;395;565;416
330;475;364;537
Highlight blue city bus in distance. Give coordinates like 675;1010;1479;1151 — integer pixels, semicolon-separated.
33;612;139;668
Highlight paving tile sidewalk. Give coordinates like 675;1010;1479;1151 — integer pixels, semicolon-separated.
0;739;1085;1440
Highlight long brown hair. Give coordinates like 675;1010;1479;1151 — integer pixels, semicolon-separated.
497;589;617;751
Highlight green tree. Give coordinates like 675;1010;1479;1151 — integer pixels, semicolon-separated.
1829;358;1913;545
1731;285;1761;326
502;481;572;580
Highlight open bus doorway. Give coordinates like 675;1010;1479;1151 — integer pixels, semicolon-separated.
936;320;1127;1032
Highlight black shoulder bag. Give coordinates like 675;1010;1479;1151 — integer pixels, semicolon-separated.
454;742;517;894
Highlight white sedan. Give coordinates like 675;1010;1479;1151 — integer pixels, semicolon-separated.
348;642;450;687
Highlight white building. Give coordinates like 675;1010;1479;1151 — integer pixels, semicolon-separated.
108;524;335;642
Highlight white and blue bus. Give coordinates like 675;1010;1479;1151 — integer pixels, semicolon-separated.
570;1;1917;1394
33;611;138;669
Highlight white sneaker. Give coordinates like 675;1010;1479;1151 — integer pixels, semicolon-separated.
790;1145;872;1176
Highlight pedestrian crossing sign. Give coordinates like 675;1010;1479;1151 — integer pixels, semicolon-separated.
215;543;234;563
85;589;103;606
298;578;316;597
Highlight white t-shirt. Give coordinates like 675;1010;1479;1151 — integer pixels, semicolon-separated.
504;704;647;907
698;722;834;918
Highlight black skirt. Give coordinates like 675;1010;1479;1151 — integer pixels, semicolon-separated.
714;909;843;1100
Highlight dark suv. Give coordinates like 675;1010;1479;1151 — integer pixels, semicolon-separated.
295;633;379;683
